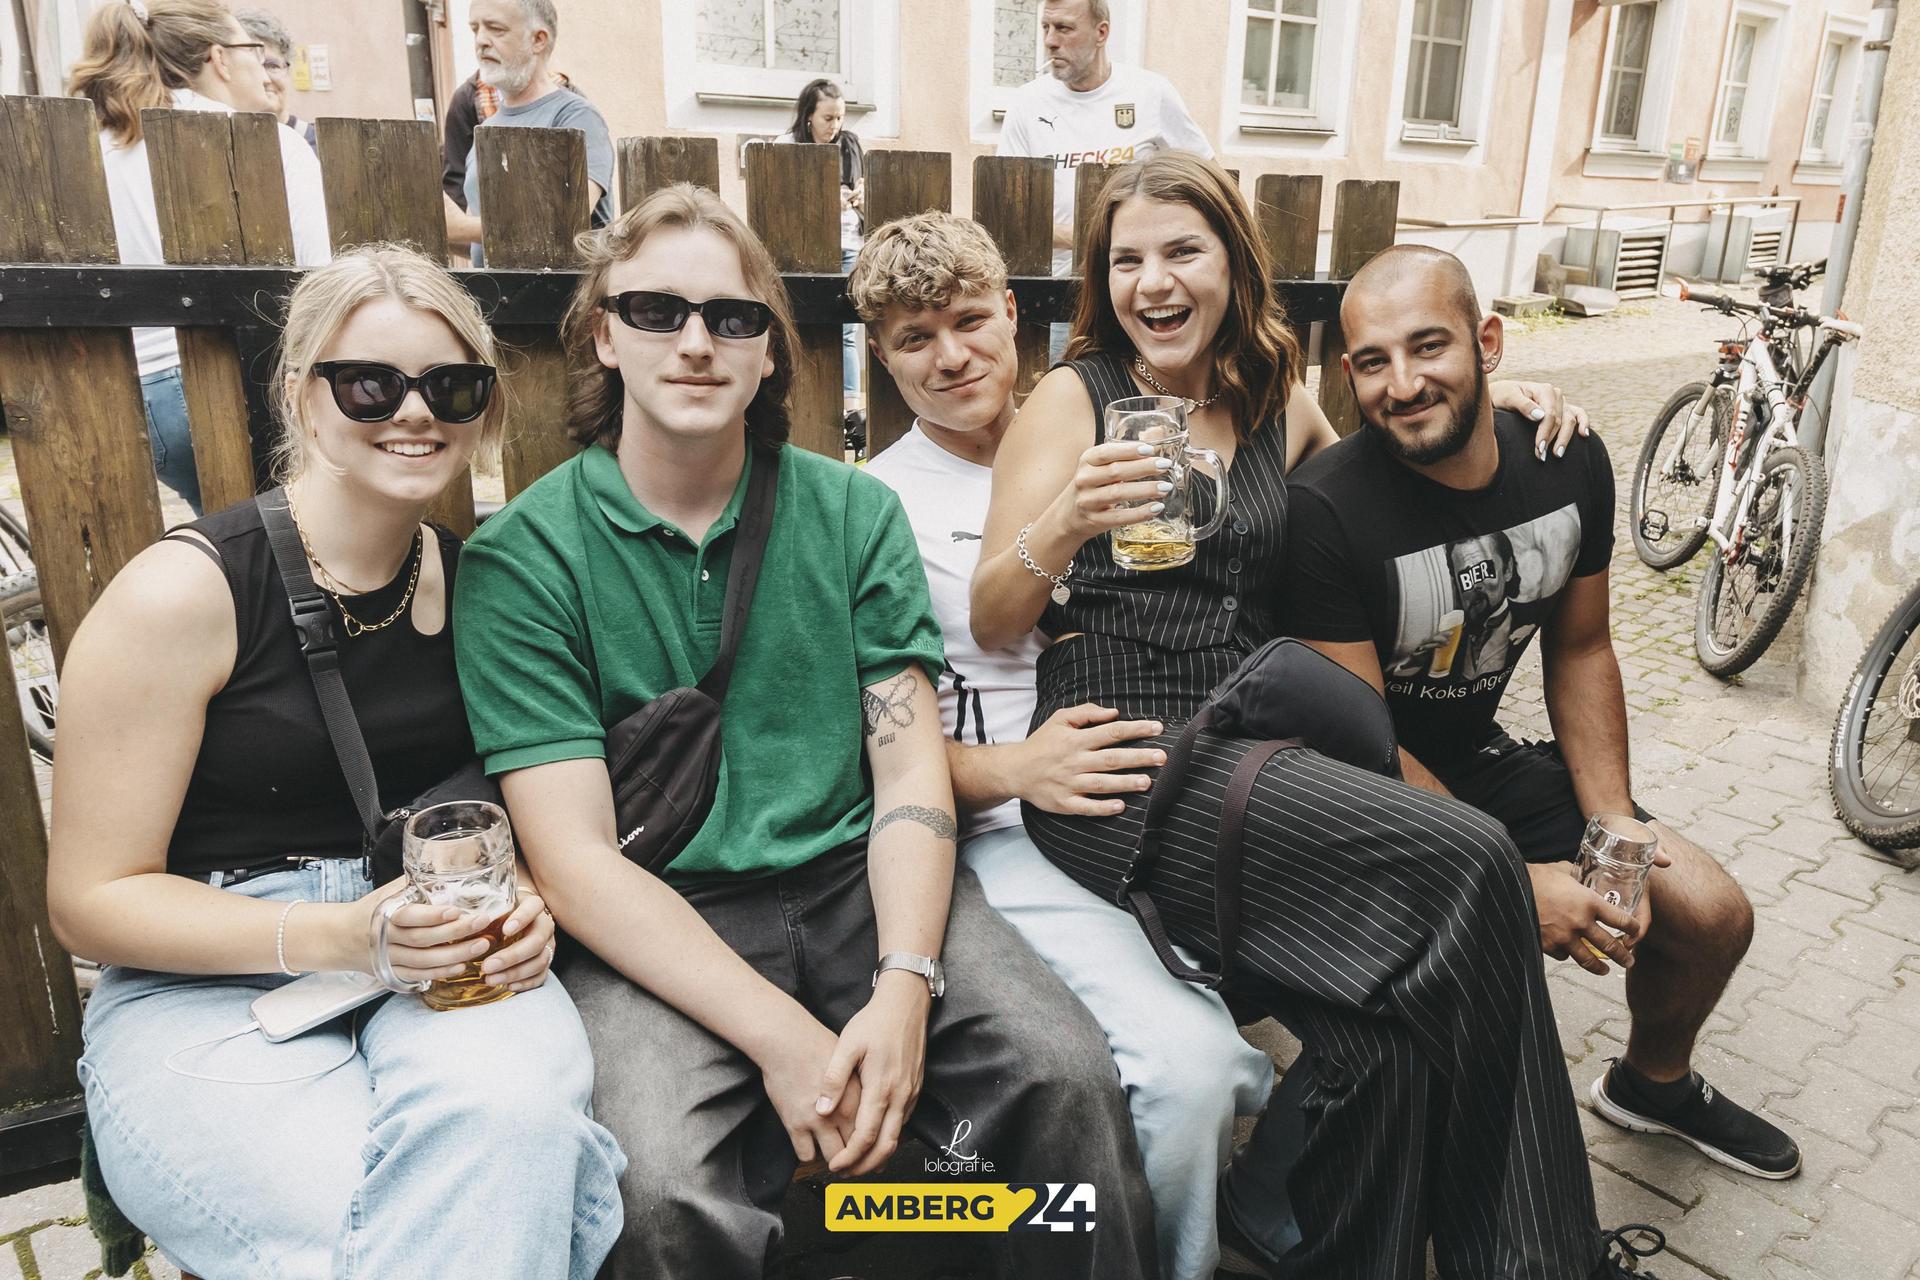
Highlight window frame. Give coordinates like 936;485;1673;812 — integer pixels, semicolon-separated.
1597;2;1655;144
1582;0;1688;179
1386;0;1505;158
1705;0;1789;167
1239;0;1322;120
662;0;899;137
1798;14;1865;169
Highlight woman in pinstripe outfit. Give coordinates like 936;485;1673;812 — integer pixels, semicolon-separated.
974;153;1647;1280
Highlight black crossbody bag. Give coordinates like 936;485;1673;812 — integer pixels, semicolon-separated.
1120;637;1403;989
601;446;778;873
259;489;499;884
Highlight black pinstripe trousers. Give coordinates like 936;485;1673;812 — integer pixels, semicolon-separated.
1024;735;1602;1280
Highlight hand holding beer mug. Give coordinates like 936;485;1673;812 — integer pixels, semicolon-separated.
1102;396;1231;571
1578;813;1659;961
371;800;523;1010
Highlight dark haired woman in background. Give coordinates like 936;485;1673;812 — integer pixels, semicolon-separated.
783;77;867;443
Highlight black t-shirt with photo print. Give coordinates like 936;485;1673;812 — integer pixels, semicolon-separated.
1280;410;1614;765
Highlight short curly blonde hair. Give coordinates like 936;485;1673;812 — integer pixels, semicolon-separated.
847;212;1009;326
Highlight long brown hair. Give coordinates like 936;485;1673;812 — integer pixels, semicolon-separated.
67;0;237;146
561;184;797;452
1067;151;1303;441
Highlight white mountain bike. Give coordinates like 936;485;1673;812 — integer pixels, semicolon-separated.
1630;283;1861;677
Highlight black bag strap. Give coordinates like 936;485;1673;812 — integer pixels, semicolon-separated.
1121;706;1296;989
257;488;387;840
695;446;780;701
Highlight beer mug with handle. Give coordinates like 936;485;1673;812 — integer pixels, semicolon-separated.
372;800;518;1010
1103;395;1231;571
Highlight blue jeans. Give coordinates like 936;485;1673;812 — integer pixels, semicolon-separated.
841;247;862;401
962;824;1275;1280
79;859;626;1280
141;366;202;515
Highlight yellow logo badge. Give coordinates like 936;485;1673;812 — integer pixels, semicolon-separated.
1115;103;1136;129
824;1183;1097;1233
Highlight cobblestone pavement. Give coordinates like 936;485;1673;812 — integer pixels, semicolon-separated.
4;297;1917;1279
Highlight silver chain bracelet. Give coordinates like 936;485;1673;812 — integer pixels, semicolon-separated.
1016;523;1073;605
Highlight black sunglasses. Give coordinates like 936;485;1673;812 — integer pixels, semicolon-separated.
599;291;775;340
310;361;497;424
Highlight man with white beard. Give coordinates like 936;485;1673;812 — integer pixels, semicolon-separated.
443;0;613;262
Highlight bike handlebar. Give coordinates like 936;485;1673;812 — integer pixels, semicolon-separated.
1677;281;1862;340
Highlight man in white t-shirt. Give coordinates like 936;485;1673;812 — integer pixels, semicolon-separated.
998;0;1213;278
854;212;1274;1280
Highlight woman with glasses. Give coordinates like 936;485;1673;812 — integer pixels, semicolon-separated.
47;245;625;1280
68;0;331;515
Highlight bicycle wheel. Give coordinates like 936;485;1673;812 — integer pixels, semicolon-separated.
1631;382;1729;570
1693;445;1827;678
0;505;30;575
1;573;55;763
1831;581;1920;852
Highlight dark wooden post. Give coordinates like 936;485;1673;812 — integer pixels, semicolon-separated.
0;96;164;662
1071;161;1113;281
316;118;476;535
0;93;105;1151
858;150;953;457
971;156;1053;396
474;126;589;495
1318;180;1399;436
144;109;294;513
1254;174;1324;355
746;142;842;459
617;135;722;209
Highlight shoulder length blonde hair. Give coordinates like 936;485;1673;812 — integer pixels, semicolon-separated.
1067;151;1303;442
561;183;798;452
67;0;236;146
269;243;507;483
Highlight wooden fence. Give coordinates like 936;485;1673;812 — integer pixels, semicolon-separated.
0;93;1398;1181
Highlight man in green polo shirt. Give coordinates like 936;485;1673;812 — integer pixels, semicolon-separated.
453;184;1153;1279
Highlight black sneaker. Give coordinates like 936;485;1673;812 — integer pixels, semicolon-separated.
1591;1222;1668;1278
1591;1060;1802;1180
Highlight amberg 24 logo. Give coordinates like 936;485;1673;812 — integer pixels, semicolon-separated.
824;1182;1097;1233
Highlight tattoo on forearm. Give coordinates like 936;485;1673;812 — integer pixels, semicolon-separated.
861;672;918;747
872;804;958;843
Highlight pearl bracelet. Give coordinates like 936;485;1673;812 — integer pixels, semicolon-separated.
275;899;307;977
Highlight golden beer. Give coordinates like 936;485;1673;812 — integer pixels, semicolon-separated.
1113;518;1198;570
424;910;516;1011
1427;610;1466;678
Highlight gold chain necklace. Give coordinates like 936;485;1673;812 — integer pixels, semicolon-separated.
285;489;423;638
1133;357;1220;411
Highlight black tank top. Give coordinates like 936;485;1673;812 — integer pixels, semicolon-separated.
164;499;472;879
1033;352;1290;726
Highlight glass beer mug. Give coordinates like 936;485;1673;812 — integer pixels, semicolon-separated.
372;800;519;1011
1103;396;1231;571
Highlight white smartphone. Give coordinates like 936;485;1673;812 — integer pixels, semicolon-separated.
251;971;388;1043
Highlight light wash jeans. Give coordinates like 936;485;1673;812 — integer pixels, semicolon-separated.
841;246;863;401
962;824;1275;1280
141;365;202;515
78;858;626;1280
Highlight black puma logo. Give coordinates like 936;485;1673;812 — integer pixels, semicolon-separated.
1037;115;1057;129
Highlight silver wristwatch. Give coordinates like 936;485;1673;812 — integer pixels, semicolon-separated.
872;951;946;998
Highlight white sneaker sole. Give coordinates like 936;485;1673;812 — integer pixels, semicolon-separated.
1588;1075;1801;1181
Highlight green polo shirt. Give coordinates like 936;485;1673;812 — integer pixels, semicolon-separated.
453;441;944;877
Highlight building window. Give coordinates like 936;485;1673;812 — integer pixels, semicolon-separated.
1404;0;1470;128
1804;37;1844;157
1600;3;1654;142
1242;0;1319;113
993;2;1041;90
1713;18;1759;147
695;0;844;73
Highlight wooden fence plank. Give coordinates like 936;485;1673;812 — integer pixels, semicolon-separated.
746;142;842;460
474;126;589;494
1254;173;1323;354
617;135;721;209
317;118;474;535
1072;160;1114;280
971;156;1054;396
859;150;952;457
145;109;293;512
1317;180;1400;436
0;94;112;1134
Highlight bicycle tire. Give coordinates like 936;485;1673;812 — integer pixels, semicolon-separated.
2;573;55;763
0;504;31;576
1693;445;1827;678
1830;580;1920;852
1631;382;1728;570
